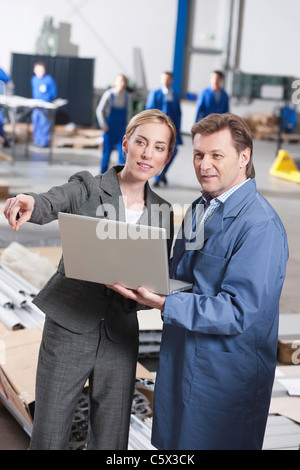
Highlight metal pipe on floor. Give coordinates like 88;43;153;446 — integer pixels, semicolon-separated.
0;277;27;308
0;264;38;296
0;305;23;330
0;291;12;308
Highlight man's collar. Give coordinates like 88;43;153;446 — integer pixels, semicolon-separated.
201;178;251;206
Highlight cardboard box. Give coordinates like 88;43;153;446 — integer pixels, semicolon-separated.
0;320;155;436
0;324;41;435
277;338;300;364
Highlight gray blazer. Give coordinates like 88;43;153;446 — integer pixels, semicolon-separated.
29;166;174;341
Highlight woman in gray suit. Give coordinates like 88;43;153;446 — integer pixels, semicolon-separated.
4;109;175;450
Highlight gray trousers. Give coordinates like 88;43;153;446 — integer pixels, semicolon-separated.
29;316;139;450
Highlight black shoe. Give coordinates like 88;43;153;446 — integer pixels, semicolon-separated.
161;175;168;185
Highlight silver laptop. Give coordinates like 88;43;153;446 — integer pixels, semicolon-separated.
58;213;193;295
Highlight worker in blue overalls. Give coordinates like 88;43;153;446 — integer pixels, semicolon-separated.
195;70;229;122
96;74;130;173
146;72;182;187
0;67;12;147
31;62;57;147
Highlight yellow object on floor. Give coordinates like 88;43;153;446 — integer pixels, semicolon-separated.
269;149;300;183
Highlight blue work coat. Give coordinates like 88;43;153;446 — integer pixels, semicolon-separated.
146;88;182;145
195;87;229;122
152;178;288;450
31;74;57;102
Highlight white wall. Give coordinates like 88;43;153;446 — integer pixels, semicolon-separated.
0;0;299;103
186;0;230;94
235;0;300;117
240;0;300;76
0;0;177;90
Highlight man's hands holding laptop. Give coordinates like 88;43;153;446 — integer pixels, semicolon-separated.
106;284;166;311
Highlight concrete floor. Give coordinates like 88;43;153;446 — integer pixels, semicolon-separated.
0;133;299;449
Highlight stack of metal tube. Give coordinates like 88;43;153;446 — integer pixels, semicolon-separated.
128;378;156;450
0;262;45;330
68;384;155;450
138;330;162;358
128;415;155;450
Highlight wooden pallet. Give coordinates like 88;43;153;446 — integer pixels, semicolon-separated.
253;132;300;144
52;126;103;149
3;123;32;143
76;128;102;139
52;135;102;149
4;124;103;148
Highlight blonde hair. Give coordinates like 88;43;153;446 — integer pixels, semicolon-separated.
126;109;176;152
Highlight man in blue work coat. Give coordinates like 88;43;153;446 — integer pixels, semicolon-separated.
108;113;289;450
31;62;57;147
195;70;229;122
146;72;182;186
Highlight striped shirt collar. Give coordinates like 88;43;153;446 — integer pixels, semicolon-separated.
202;178;250;207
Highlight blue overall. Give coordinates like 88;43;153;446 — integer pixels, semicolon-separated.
146;88;182;181
31;74;57;147
101;93;128;173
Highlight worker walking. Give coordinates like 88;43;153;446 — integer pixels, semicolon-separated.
96;74;130;173
146;72;182;186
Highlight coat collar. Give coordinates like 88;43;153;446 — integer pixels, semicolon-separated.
222;178;257;218
98;166;124;221
203;178;257;241
98;165;123;196
171;179;257;263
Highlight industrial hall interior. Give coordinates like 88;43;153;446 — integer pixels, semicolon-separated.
0;0;300;452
